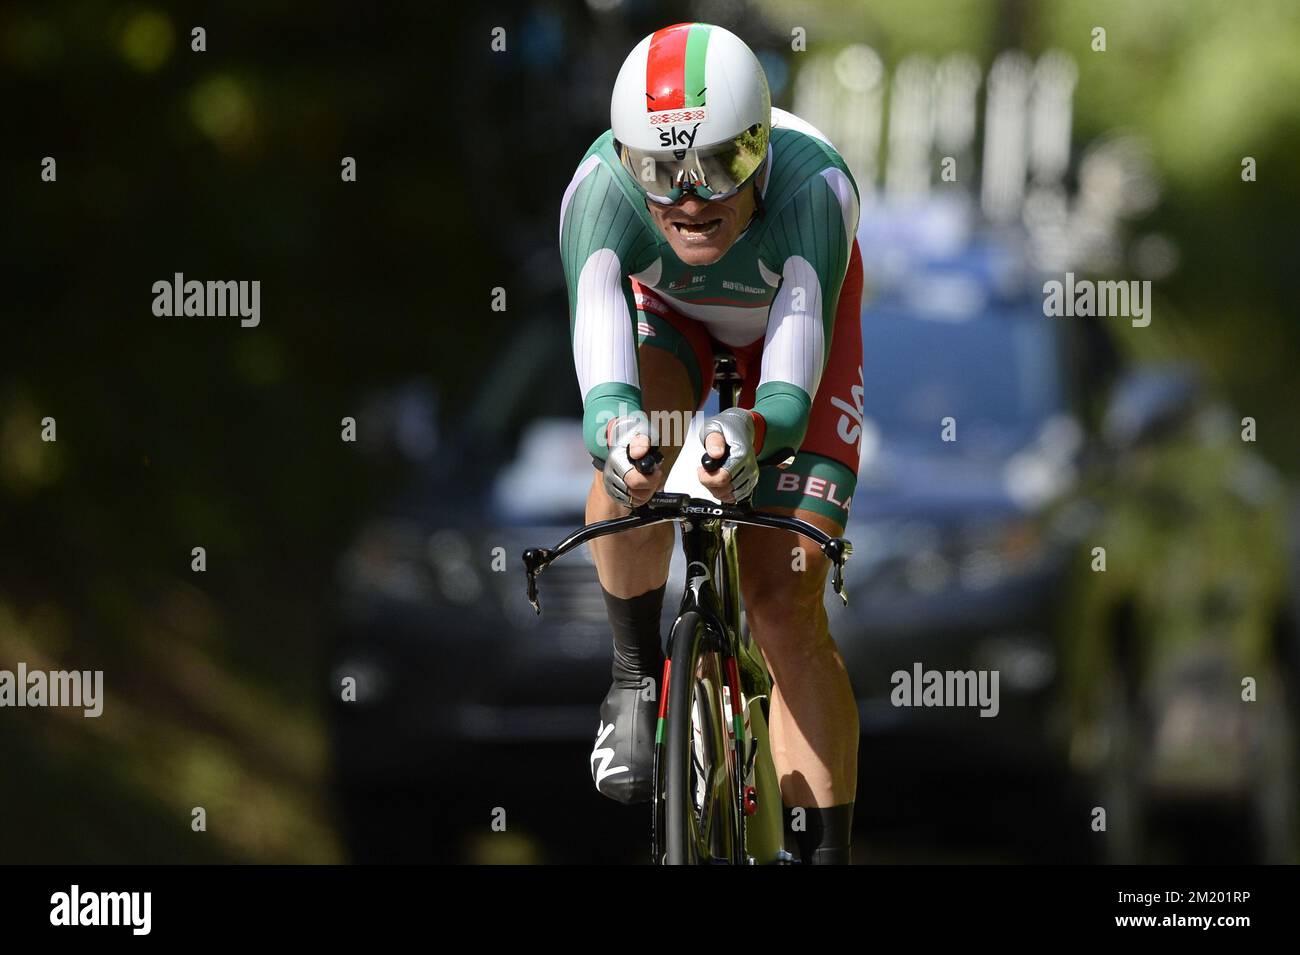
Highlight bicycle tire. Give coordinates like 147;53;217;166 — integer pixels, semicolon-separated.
659;611;740;864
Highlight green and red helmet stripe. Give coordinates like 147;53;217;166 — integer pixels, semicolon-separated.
645;22;712;112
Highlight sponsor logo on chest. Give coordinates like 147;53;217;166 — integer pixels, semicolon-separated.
667;272;708;292
722;279;767;296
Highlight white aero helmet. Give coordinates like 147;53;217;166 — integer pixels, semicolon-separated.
610;23;771;203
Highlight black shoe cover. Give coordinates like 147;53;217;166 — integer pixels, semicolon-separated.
590;680;659;804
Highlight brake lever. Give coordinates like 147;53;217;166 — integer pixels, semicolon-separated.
832;563;847;605
521;547;555;614
823;537;852;606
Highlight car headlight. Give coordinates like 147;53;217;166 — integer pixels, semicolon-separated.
953;517;1048;590
339;522;483;606
426;529;484;604
904;549;953;593
339;520;436;603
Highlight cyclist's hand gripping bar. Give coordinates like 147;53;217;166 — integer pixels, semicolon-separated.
700;445;796;473
632;447;663;475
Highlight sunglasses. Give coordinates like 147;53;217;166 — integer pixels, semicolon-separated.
618;127;768;204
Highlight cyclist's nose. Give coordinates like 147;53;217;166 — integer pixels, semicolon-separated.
675;194;710;216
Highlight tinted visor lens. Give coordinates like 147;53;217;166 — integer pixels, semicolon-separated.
620;125;767;202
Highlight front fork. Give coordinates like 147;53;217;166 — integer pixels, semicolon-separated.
655;519;788;864
722;528;790;863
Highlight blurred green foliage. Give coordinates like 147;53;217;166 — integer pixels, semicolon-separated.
1;1;485;862
762;0;1300;467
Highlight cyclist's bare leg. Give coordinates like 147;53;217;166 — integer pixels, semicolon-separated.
585;345;699;804
586;345;697;598
737;507;859;808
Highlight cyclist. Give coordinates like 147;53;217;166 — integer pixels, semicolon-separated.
560;22;863;864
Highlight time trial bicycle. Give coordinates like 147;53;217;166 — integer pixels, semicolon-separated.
522;355;852;864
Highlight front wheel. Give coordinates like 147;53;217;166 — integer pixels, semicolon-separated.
656;612;741;864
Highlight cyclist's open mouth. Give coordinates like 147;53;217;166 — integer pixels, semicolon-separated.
671;218;723;242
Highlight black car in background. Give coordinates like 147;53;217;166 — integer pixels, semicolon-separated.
329;214;1297;864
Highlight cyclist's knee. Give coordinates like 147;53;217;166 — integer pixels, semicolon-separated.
741;558;831;658
737;510;844;654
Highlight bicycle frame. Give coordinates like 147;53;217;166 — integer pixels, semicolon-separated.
522;493;850;863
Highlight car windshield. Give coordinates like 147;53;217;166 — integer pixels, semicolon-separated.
861;303;1064;453
460;312;583;451
464;296;1064;464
